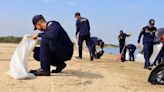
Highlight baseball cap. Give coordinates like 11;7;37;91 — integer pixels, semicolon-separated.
32;15;45;30
149;19;155;25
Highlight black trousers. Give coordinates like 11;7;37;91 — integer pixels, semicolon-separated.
78;35;92;57
143;43;154;68
33;46;73;72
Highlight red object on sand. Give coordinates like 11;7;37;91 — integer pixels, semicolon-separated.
117;54;121;62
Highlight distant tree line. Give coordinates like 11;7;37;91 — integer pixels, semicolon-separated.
0;36;22;43
0;36;119;48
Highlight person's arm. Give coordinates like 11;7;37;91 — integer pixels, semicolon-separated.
138;28;145;44
87;19;90;31
125;33;131;37
76;20;80;37
137;28;145;48
118;35;120;41
38;22;60;41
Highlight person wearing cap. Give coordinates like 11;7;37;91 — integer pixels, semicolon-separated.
137;19;157;70
30;15;74;76
118;30;131;62
125;44;136;61
74;12;92;60
154;28;164;65
89;37;105;60
118;30;131;54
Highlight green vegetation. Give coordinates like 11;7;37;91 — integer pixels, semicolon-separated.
0;36;119;48
0;36;22;43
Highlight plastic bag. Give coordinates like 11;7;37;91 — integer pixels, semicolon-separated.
7;35;38;80
135;43;163;65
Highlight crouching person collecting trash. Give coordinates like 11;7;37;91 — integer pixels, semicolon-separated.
30;15;74;76
89;37;105;61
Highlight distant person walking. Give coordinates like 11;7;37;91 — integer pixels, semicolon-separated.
137;19;157;70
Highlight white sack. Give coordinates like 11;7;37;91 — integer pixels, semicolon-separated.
7;35;38;80
135;43;163;65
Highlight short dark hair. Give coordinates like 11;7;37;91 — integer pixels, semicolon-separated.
75;12;81;17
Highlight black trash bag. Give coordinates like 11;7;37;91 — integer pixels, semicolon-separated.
148;63;164;85
95;51;104;59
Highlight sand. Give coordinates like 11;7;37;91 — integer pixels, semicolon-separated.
0;43;164;92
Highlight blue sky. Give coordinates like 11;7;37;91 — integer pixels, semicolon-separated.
0;0;163;45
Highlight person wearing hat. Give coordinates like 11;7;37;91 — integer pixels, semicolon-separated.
74;12;92;60
118;30;131;54
30;15;74;76
118;30;131;62
154;28;164;65
89;37;105;60
137;19;157;70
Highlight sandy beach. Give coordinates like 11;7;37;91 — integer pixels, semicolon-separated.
0;43;164;92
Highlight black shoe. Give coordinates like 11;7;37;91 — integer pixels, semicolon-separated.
90;56;94;61
75;56;82;59
144;66;152;70
29;69;50;76
52;63;66;73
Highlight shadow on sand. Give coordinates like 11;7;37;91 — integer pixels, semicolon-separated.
53;70;104;79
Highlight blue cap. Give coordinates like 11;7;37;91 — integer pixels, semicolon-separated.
32;15;45;30
155;28;164;42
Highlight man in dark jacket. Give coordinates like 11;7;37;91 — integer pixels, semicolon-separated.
89;37;105;60
30;15;74;76
118;30;131;62
138;19;157;70
75;12;92;60
126;44;136;61
118;30;131;54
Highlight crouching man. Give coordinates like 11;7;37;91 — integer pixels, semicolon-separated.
126;44;136;61
30;15;74;76
89;37;105;61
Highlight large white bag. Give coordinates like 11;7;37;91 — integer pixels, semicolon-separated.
135;43;163;65
7;35;38;80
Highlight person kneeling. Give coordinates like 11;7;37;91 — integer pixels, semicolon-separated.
30;15;74;76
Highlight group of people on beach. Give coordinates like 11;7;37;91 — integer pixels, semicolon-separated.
118;19;164;70
30;12;104;76
28;12;164;82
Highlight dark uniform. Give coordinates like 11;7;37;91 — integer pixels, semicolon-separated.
155;45;164;65
76;17;91;58
118;32;130;53
89;37;105;59
138;26;157;68
126;44;136;61
34;21;74;72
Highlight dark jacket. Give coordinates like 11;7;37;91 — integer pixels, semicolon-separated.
76;17;90;36
126;44;136;52
38;21;73;61
118;33;130;44
138;26;157;44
